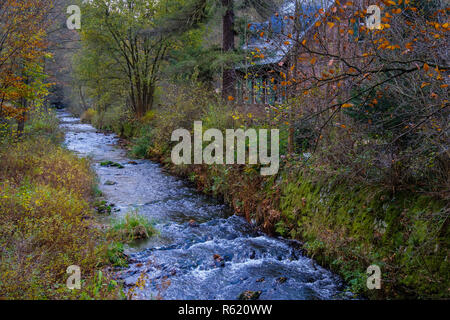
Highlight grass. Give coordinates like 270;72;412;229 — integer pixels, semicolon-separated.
109;209;157;243
106;242;129;267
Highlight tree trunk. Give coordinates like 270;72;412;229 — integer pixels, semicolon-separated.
222;0;236;100
17;109;26;137
79;86;88;111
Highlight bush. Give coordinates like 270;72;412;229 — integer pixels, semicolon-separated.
80;108;97;123
131;125;153;158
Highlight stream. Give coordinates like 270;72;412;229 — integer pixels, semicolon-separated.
58;111;352;300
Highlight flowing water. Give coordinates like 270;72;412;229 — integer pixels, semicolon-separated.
58;111;352;300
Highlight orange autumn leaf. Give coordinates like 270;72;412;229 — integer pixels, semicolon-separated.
341;103;354;108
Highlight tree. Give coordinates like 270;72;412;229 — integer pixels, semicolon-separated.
0;0;54;134
222;0;236;99
75;0;209;118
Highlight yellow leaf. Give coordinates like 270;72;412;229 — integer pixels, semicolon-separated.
341;103;354;108
420;82;430;88
327;22;335;29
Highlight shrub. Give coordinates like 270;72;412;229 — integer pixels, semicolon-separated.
80;108;97;123
131;125;153;158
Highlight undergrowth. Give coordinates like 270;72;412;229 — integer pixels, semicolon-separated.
0;109;122;299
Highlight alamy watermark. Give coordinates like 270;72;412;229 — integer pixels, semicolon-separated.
366;5;381;30
67;1;89;30
171;122;280;176
66;265;81;290
367;264;381;289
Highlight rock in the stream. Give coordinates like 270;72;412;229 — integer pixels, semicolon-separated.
133;225;149;239
100;160;125;169
128;161;138;165
94;200;113;214
104;180;117;186
238;290;262;300
213;254;225;267
276;277;288;284
188;219;199;227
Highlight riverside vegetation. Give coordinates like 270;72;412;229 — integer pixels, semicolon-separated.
0;109;155;299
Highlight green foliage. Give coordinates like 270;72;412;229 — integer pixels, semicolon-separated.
106;242;129;268
131;125;153;158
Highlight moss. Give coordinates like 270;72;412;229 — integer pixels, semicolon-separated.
277;170;449;299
